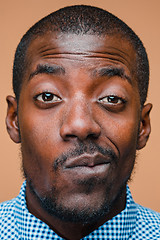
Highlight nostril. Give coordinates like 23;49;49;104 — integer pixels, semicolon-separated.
65;134;77;139
64;132;100;141
90;132;100;139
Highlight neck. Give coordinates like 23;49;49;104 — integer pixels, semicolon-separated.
25;184;126;240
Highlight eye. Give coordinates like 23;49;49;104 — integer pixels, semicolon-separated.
99;95;126;105
35;92;61;103
98;95;127;112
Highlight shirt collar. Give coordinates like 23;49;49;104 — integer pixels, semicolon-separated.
84;185;138;239
15;181;137;239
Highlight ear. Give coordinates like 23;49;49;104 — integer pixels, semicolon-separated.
137;103;152;150
6;95;21;143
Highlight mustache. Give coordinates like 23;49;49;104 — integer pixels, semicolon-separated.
53;141;118;170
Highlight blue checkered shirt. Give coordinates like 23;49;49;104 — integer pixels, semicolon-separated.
0;181;160;239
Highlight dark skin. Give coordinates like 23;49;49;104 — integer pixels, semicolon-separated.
6;33;152;240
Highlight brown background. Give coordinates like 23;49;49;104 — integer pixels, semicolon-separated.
0;0;160;212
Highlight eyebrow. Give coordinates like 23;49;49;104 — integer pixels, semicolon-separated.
95;66;132;85
29;63;132;85
29;63;65;80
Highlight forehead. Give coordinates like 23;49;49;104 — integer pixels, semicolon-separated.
25;32;137;84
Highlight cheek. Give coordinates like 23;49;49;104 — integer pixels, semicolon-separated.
100;111;140;175
112;118;139;178
114;119;139;152
19;111;62;188
97;101;140;154
19;103;61;152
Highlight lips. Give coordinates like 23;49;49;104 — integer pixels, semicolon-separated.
63;153;111;169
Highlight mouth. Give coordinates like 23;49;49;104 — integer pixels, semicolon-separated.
63;153;111;176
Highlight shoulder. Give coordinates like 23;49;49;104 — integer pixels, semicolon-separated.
0;198;17;223
0;198;20;239
136;204;160;225
0;182;26;220
134;204;160;239
0;198;17;216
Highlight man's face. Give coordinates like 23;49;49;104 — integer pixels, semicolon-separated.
12;33;146;222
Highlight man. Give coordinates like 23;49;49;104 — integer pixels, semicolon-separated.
0;4;159;239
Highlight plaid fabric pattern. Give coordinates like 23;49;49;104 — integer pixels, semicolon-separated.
0;182;160;239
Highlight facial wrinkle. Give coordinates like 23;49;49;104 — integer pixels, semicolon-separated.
38;52;130;68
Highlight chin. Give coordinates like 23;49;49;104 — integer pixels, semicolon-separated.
38;194;112;224
27;176;127;224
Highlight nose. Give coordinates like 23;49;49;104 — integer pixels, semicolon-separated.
60;98;101;141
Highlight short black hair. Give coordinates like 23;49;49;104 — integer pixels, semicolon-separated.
13;5;149;106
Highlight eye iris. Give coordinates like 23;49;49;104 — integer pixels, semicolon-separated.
108;96;118;103
42;93;53;101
